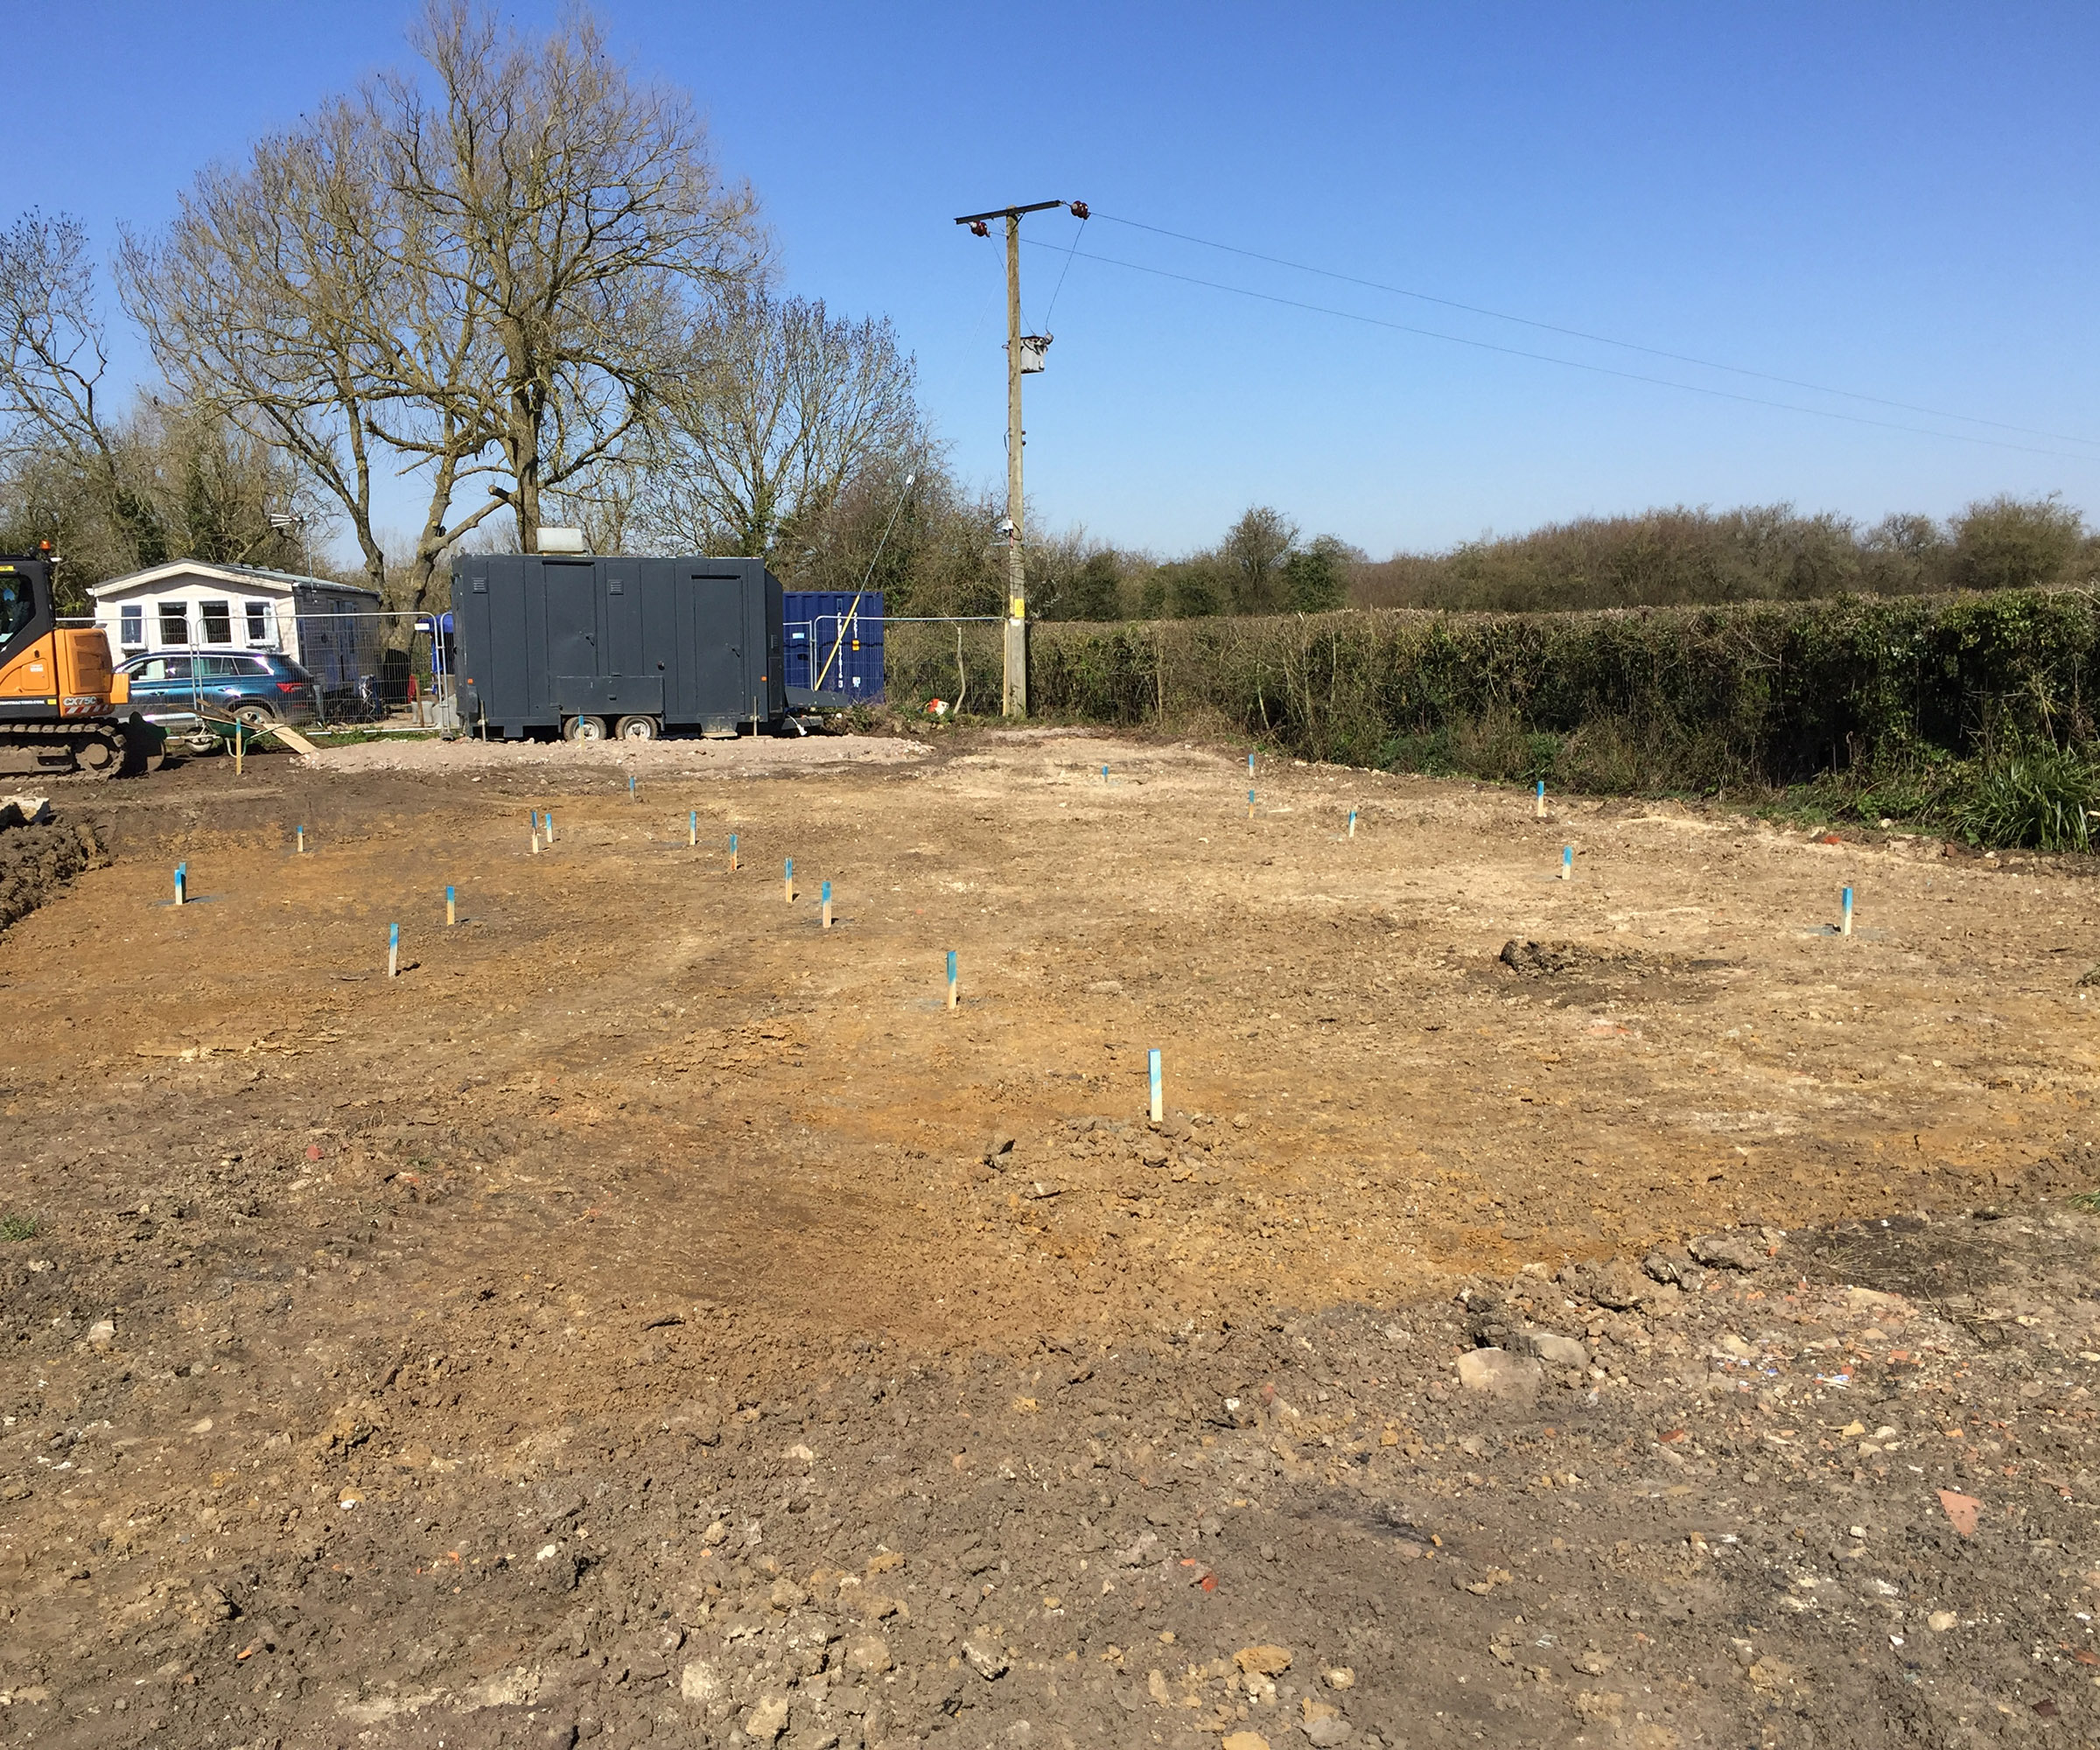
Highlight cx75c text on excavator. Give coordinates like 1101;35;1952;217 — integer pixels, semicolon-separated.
0;550;162;778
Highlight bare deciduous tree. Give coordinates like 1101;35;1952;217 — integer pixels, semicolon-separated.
634;284;919;558
122;2;765;631
0;210;168;564
0;396;320;598
121;97;511;622
385;1;765;550
783;455;1002;618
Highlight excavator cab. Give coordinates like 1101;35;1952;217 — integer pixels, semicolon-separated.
0;567;38;648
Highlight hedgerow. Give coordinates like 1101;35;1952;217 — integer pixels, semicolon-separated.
889;589;2100;847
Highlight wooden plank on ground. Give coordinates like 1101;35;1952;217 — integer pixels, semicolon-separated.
266;724;320;756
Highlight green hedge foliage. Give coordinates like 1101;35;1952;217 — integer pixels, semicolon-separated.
1025;588;2090;771
886;591;2100;846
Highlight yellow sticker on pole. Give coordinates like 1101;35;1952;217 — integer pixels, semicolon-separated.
1010;598;1026;619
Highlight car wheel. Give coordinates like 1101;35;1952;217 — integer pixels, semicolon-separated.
614;715;660;740
234;704;276;728
564;715;607;742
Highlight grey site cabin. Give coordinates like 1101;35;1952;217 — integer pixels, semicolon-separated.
451;553;786;740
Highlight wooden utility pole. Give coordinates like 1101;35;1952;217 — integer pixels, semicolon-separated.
1004;210;1027;717
955;198;1074;718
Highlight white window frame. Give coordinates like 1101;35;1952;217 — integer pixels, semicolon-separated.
118;604;144;648
156;600;190;646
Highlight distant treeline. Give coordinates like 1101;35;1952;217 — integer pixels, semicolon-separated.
1353;496;2097;612
1004;494;2100;626
1017;506;1354;624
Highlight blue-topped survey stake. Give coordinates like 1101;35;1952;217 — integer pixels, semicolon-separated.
445;885;457;927
689;809;697;848
628;774;636;800
1560;844;1573;881
1248;788;1256;820
542;809;555;844
1102;764;1109;783
1249;751;1256;777
784;857;794;903
1348;808;1358;839
1148;1048;1164;1124
296;826;305;854
1536;780;1546;817
946;949;958;1012
388;922;400;979
729;831;738;872
173;864;186;906
1841;886;1854;937
822;879;833;930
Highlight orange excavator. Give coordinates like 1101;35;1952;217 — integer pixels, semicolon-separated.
0;549;162;778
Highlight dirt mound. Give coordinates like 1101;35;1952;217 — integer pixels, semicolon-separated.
1498;937;1605;976
1494;937;1741;985
1495;936;1670;978
0;814;104;934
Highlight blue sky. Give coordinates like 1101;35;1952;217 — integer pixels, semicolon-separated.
6;1;2097;558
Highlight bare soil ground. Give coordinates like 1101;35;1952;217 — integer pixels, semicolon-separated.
4;727;2100;1750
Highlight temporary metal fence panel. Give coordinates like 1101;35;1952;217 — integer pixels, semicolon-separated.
290;588;388;696
73;605;452;726
293;605;388;703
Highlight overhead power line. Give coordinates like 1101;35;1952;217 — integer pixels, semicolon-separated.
1020;237;2094;462
1081;212;2100;453
1040;206;1089;330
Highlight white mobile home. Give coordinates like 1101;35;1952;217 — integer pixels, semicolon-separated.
88;562;384;693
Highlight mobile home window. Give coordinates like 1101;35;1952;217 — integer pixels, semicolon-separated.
119;605;144;648
244;600;271;643
157;601;189;645
200;599;233;644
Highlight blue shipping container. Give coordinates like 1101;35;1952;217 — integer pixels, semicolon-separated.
783;591;885;701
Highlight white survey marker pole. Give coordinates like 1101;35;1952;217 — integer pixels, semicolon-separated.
955;198;1087;719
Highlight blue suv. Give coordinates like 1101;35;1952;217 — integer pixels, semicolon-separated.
116;651;322;728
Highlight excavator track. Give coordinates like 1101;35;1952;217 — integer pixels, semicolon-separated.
0;723;131;780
